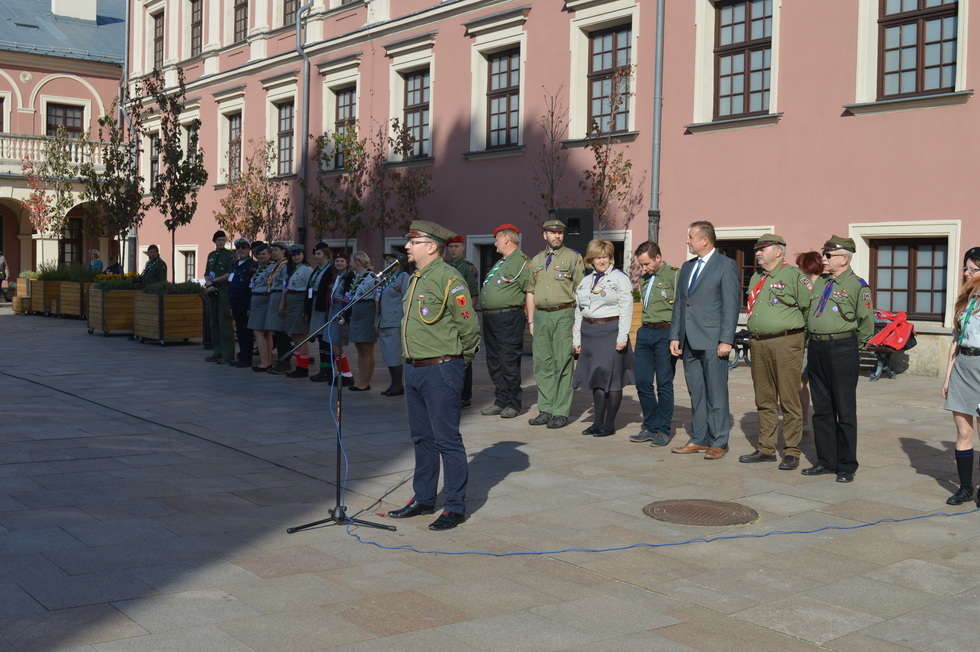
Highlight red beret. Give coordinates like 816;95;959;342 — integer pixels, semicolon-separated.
446;235;465;244
493;223;521;236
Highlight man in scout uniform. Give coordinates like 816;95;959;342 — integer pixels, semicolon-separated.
525;219;585;429
204;230;235;364
446;234;480;408
479;224;530;419
738;234;813;470
802;235;874;483
387;220;481;531
139;244;168;286
228;238;257;368
629;241;679;447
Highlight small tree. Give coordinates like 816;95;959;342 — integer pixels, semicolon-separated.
528;86;570;222
385;118;432;240
214;140;293;242
21;126;83;264
140;68;208;281
307;125;368;249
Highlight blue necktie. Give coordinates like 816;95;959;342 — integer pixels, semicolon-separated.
687;258;704;293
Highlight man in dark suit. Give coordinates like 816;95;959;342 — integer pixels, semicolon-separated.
669;220;740;460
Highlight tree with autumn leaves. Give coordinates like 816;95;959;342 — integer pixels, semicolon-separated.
213;141;293;243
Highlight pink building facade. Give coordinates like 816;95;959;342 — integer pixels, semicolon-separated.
129;0;980;375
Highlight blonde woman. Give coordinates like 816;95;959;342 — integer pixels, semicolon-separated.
347;250;379;391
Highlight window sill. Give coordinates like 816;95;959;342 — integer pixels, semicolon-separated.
323;0;366;17
213;183;229;190
561;131;639;149
384;156;434;169
463;145;526;160
842;90;973;115
910;321;952;336
684;113;782;134
271;173;297;181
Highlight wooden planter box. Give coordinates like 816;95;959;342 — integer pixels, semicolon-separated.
630;301;643;340
12;296;28;314
29;279;62;315
59;281;93;318
16;277;30;299
87;288;138;335
134;293;203;344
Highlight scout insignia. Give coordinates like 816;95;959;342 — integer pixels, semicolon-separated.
450;285;464;294
461;310;471;319
455;295;468;307
800;277;814;291
421;306;430;317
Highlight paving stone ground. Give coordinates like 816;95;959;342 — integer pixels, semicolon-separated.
1;307;978;651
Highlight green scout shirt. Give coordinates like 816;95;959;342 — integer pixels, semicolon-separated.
401;258;481;363
640;264;678;324
140;258;168;285
480;250;530;310
806;268;874;344
527;246;585;308
746;263;813;335
206;248;234;280
448;257;480;299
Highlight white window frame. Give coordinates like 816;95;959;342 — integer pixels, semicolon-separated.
317;237;358;254
567;0;639;139
0;90;13;132
214;88;246;184
692;0;783;124
594;228;633;271
386;35;436;160
384;236;407;255
854;0;969;104
144;1;167;73
319;57;360;170
464;234;495;267
40;95;91;137
263;77;299;176
177;245;199;282
183;0;205;60
849;219;961;328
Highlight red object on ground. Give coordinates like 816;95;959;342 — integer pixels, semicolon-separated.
867;309;915;351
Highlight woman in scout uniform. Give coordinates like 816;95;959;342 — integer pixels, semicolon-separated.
306;242;333;382
246;244;272;371
347;251;379;391
572;239;634;437
802;235;874;484
387;220;481;531
282;244;313;378
378;252;409;396
941;247;980;506
325;253;353;370
263;242;290;373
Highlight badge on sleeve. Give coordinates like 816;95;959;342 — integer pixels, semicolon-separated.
461;310;471;319
455;295;468;307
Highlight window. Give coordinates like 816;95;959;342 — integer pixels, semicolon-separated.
153;12;165;69
183;250;196;281
403;69;430;158
714;0;772;119
276;101;294;176
588;25;632;135
487;49;520;148
184;122;200;164
716;239;758;308
234;0;248;43
227;112;242;181
149;134;161;189
284;0;298;26
190;0;203;57
46;103;84;137
0;97;4;132
59;218;83;266
333;86;356;168
871;239;947;321
879;0;957;98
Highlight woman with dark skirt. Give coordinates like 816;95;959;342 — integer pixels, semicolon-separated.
346;251;379;391
260;242;289;373
246;243;272;370
282;244;313;378
306;242;334;382
942;247;980;506
326;253;354;383
573;239;635;437
377;252;409;396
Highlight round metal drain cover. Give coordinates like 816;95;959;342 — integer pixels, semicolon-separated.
643;499;759;526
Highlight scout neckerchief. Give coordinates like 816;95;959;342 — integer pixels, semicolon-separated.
746;262;788;317
642;273;656;308
266;260;286;290
590;270;606;293
545;247;560;269
814;277;835;315
959;293;980;345
483;252;527;286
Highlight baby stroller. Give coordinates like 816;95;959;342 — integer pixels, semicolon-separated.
865;309;917;381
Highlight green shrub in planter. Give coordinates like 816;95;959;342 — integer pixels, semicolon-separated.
142;281;204;295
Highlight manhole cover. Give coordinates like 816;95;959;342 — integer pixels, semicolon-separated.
643;499;759;526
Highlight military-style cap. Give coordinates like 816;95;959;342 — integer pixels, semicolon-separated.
822;235;856;253
252;242;269;253
270;241;288;250
493;223;521;236
447;234;465;245
233;237;250;248
753;233;786;249
542;219;566;232
288;243;305;254
405;220;455;244
212;230;227;242
250;239;265;250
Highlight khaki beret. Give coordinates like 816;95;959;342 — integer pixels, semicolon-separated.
754;233;786;249
823;235;856;253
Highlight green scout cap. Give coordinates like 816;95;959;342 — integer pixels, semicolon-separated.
405;220;455;244
754;233;786;249
823;235;856;253
541;219;566;232
288;243;305;254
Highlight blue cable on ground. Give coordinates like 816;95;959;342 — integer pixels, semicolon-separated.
342;506;980;557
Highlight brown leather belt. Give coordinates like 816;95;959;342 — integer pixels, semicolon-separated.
584;316;618;324
406;355;462;367
480;306;522;315
536;302;575;312
643;321;670;329
960;346;980;356
751;327;805;341
810;331;855;342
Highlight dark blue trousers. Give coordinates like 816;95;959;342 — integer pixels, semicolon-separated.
405;359;468;514
230;295;253;365
634;325;676;434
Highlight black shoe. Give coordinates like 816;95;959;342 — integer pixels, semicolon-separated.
205;354;220;362
286;368;307;378
382;387;404;396
947;486;974;505
581;425;597;436
546;415;569;429
835;472;855;483
387;501;435;519
231;361;251;368
592;426;614;438
739;451;778;463
801;465;835;476
529;412;552;426
778;455;800;470
629;430;655;443
428;511;465;531
461;399;472;408
310;370;331;382
649;432;671;447
252;366;270;373
341;376;354;387
349;385;370;392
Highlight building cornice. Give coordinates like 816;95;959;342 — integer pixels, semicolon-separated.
0;49;121;79
463;5;531;37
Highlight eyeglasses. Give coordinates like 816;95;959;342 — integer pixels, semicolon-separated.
823;252;845;259
406;239;433;247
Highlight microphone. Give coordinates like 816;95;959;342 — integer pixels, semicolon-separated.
373;258;400;280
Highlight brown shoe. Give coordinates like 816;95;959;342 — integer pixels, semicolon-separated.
672;442;709;454
704;447;728;460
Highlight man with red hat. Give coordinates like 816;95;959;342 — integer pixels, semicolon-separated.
478;224;530;419
446;234;480;407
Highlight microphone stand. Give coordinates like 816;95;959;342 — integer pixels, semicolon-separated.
286;260;400;534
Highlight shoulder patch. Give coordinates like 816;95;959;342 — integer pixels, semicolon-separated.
455;295;468;307
858;277;870;288
450;285;464;294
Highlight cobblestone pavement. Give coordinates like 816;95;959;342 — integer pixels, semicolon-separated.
1;308;978;651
